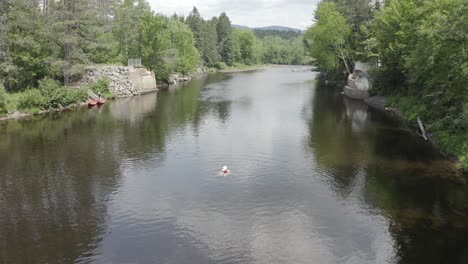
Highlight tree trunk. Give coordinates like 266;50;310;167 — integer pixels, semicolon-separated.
337;44;351;75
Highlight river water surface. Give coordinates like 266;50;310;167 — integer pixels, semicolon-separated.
1;67;468;264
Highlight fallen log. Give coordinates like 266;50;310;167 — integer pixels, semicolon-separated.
417;117;428;141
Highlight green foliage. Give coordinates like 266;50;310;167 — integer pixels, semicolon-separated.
38;77;67;108
261;36;310;65
214;62;227;70
16;78;87;112
201;19;221;66
140;12;170;81
18;89;45;112
308;0;467;169
186;7;220;66
38;77;88;108
0;84;7;113
186;8;225;66
254;29;302;40
89;78;111;95
232;29;261;65
2;0;60;91
304;2;353;74
370;0;467;169
167;19;200;75
114;0;151;63
217;12;234;65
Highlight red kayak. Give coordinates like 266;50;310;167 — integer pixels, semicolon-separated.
97;98;106;105
88;99;98;106
88;98;105;107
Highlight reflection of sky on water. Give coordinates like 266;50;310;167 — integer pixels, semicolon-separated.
1;67;464;264
99;67;396;263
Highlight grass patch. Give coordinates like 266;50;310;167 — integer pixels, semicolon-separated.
0;87;21;116
87;78;115;99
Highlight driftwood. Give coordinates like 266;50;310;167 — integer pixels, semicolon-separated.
417;117;428;141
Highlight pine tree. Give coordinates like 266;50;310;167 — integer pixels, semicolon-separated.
114;0;151;62
200;18;220;65
186;7;203;52
186;7;220;66
3;0;58;89
216;12;234;65
0;0;11;87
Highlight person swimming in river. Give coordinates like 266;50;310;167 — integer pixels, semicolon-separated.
221;166;230;175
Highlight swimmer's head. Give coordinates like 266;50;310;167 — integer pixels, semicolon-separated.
222;166;227;171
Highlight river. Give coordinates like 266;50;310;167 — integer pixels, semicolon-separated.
1;66;467;264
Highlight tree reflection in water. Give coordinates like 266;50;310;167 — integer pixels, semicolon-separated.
305;82;468;264
0;73;236;263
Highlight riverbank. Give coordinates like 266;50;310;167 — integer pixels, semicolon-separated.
0;65;159;121
158;64;271;89
0;78;115;122
0;101;90;122
217;64;269;73
362;94;467;174
318;69;466;174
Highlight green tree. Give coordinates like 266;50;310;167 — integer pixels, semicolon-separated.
232;29;260;65
167;18;200;75
200;18;220;65
186;7;221;66
140;12;170;80
324;0;374;61
0;0;10;88
216;12;234;65
114;0;151;63
370;0;420;91
254;29;301;40
186;7;203;54
304;2;353;75
86;0;121;64
3;0;59;90
0;83;7;113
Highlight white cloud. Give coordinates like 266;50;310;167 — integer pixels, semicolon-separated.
147;0;319;29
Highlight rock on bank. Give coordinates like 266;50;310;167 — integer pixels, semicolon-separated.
81;66;158;97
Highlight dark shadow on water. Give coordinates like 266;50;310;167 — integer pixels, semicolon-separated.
305;81;468;264
0;109;122;263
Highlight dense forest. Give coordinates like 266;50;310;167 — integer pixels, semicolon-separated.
0;0;309;114
305;0;467;169
253;29;302;40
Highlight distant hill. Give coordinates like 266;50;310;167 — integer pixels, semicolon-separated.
232;24;304;33
232;24;250;30
255;26;303;33
253;29;302;40
231;25;304;40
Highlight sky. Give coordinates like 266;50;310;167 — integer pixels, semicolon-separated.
146;0;320;30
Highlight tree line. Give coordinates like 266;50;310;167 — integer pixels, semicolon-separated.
304;0;467;169
183;7;310;69
0;1;309;94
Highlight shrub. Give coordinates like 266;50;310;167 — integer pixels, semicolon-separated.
89;78;111;95
214;62;226;70
18;89;45;112
61;89;88;106
38;77;67;108
37;77;89;108
0;84;7;114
